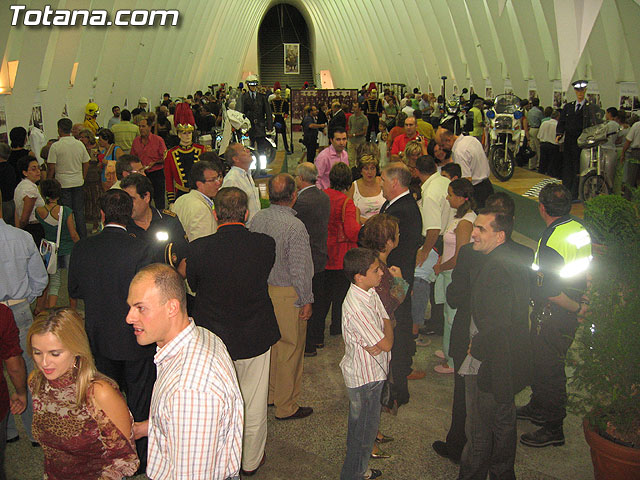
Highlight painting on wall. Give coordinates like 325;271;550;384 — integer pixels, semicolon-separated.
284;43;299;75
30;104;43;131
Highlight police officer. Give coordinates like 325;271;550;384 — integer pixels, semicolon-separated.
270;89;291;154
121;173;189;274
239;74;273;157
555;80;599;201
518;183;591;448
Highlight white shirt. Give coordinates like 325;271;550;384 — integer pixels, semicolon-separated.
537;118;559;144
603;120;620;150
451;135;491;185
402;105;415;117
147;321;244;480
626;121;640;149
221;166;261;221
47;135;90;188
419;171;452;235
340;283;390;389
13;179;44;224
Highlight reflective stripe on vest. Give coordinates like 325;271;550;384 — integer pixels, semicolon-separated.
532;219;592;278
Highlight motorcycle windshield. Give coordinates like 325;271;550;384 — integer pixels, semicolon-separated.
494;94;521;114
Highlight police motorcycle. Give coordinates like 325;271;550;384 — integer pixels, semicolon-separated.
440;93;467;135
485;93;525;181
577;104;613;201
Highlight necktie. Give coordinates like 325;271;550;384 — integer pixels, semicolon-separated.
576;103;582;113
380;200;389;214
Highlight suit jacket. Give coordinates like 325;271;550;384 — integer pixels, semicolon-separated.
328;110;347;137
68;226;155;361
468;241;533;403
381;193;422;287
293;186;330;274
446;243;485;368
240;91;273;138
170;189;217;241
186;224;281;361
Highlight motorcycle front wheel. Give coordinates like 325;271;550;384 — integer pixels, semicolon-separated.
581;171;609;201
489;145;515;181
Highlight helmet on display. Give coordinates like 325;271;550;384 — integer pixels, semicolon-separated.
174;102;196;132
246;74;259;87
85;102;99;116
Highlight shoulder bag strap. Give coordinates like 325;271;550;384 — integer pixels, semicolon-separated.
55;206;63;247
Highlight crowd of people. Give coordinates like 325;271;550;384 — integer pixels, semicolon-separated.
0;79;619;480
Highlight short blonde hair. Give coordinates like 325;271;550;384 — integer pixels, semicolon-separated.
27;308;97;406
404;140;423;158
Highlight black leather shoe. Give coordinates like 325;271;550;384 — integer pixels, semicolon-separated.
432;440;460;463
304;349;317;357
516;404;545;426
364;469;382;479
315;343;325;349
241;453;266;476
520;427;565;447
275;406;313;420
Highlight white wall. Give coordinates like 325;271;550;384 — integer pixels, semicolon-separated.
1;0;638;140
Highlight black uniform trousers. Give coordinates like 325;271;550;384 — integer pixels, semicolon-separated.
445;358;467;462
94;354;156;472
274;115;290;152
529;312;578;430
366;114;379;142
562;135;581;199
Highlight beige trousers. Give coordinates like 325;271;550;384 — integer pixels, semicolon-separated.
234;348;271;471
268;285;306;418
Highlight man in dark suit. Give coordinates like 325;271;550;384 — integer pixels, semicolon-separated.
433;192;532;464
293;162;331;357
379;162;423;406
239;75;273;157
328;101;347;138
457;209;532;480
186;186;280;476
68;189;155;472
556;80;597;200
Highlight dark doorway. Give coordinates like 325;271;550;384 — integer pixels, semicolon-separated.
258;4;313;90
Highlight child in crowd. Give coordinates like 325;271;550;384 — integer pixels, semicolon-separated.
340;248;393;480
376;122;389;168
440;162;461;180
412;246;439;346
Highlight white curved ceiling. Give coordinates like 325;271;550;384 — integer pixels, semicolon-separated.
1;0;639;139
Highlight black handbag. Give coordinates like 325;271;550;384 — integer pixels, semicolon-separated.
372;356;395;409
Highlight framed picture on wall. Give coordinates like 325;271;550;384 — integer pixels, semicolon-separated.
284;44;299;75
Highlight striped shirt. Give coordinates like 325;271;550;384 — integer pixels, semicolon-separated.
147;321;244;480
340;283;391;388
248;204;314;307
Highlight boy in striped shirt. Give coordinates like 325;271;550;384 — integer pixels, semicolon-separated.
340;248;394;480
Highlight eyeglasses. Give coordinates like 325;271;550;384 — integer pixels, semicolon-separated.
204;176;222;183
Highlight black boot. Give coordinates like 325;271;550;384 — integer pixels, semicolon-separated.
516;403;545;426
520;426;565;447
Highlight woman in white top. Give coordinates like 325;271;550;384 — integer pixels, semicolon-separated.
14;156;45;244
348;154;385;223
433;178;476;374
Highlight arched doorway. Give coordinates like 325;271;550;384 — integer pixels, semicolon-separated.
258;4;313;89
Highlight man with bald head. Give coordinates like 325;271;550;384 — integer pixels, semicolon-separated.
249;173;315;420
221;142;261;221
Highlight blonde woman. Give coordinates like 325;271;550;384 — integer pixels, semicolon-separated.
28;309;139;479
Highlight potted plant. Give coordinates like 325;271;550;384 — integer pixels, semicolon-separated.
569;190;640;479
